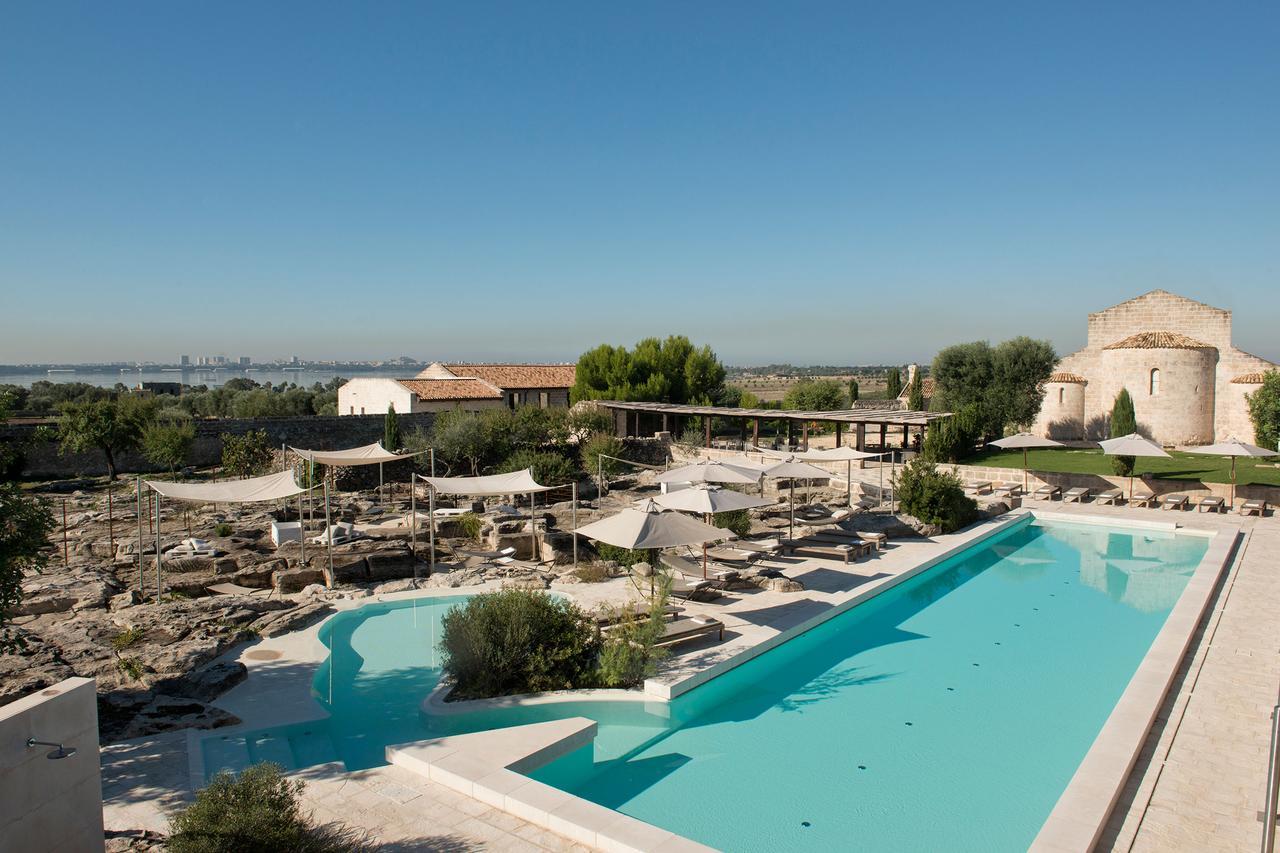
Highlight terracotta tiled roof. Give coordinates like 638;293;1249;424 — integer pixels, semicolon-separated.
896;377;935;400
445;363;576;389
399;378;503;401
1231;372;1273;385
1102;331;1212;350
1046;372;1087;384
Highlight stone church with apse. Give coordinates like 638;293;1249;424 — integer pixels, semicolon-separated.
1031;290;1276;446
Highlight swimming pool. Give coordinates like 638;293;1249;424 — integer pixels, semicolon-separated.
201;516;1210;851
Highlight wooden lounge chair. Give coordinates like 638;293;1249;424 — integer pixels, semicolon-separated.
1062;487;1090;503
1240;498;1267;516
856;531;888;550
1197;496;1225;513
661;552;739;587
1131;492;1157;508
965;480;993;495
1159;494;1188;510
1032;484;1061;500
785;539;857;564
804;531;877;556
994;483;1022;498
652;616;724;648
593;602;681;626
1095;488;1123;505
801;509;853;526
726;538;783;555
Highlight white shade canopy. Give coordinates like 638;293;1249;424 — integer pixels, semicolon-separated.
416;468;555;496
651;484;773;515
797;446;883;461
576;499;729;550
705;454;770;473
145;469;306;503
290;442;419;466
1099;433;1171;458
1184;439;1277;458
656;459;761;485
989;433;1064;450
763;458;835;480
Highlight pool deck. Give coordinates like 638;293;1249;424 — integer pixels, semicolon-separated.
99;502;1280;851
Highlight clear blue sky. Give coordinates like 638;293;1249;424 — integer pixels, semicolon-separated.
2;1;1277;365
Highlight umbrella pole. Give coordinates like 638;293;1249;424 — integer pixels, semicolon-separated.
571;481;578;568
1023;448;1029;494
703;512;710;579
1231;456;1237;507
323;477;334;588
847;460;852;507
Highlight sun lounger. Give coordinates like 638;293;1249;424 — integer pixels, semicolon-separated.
804;531;876;555
1160;494;1188;511
451;545;517;567
857;531;888;550
1131;492;1157;508
593;602;681;626
169;536;219;558
994;483;1023;498
1197;496;1225;513
661;552;739;587
207;582;270;597
1032;485;1061;500
1240;499;1267;517
311;522;361;546
652;616;724;648
645;572;715;602
785;539;857;564
727;538;782;555
1062;487;1090;503
801;509;853;526
965;480;993;495
1095;488;1123;505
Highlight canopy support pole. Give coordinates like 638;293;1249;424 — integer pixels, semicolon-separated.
428;486;436;572
379;461;384;506
411;478;418;581
323;477;334;588
135;477;143;593
571;481;578;568
298;493;306;565
789;480;795;540
847;460;852;507
154;494;163;599
529;491;537;560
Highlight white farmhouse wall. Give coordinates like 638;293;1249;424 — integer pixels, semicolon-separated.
0;677;104;853
338;378;416;415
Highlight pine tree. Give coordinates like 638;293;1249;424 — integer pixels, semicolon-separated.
884;368;903;399
1109;389;1137;475
383;403;402;451
907;370;925;411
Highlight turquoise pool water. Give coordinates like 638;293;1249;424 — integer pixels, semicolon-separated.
201;517;1209;851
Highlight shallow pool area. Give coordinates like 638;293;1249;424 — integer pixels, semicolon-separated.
200;516;1211;851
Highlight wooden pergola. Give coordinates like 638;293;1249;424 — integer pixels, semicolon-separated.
596;401;950;452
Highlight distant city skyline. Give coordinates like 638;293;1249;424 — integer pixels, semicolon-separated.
2;2;1277;365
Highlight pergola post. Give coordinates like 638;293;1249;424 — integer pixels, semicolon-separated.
787;420;795;448
739;417;747;447
752;419;760;448
856;423;866;451
835;423;842;448
901;424;910;449
880;423;887;449
802;422;809;451
662;413;670;434
704;417;711;448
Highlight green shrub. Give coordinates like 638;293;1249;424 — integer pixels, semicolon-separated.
894;457;978;533
212;522;233;537
167;762;363;853
581;432;626;477
111;626;145;651
595;595;671;688
221;430;273;478
440;590;601;700
456;512;483;542
499;449;578;486
595;543;656;568
115;656;144;681
571;563;611;583
712;509;752;537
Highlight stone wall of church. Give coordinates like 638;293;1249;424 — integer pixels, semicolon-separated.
1085;290;1233;351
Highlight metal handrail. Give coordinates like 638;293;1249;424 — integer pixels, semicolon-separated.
1264;695;1280;853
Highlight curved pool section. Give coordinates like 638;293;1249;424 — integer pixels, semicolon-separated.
202;517;1209;851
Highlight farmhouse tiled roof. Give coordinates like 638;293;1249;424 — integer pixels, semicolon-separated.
1046;372;1087;384
445;363;576;389
1230;372;1272;385
399;378;503;401
1102;331;1212;350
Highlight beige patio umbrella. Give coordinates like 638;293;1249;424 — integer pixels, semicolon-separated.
653;484;773;577
656;459;762;486
1099;433;1170;500
988;433;1065;492
798;446;883;507
764;457;834;539
1183;438;1277;506
577;498;729;583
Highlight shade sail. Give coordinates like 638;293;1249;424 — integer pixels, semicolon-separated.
290;442;418;466
797;447;884;461
1099;433;1170;458
576;499;728;549
416;468;555;495
989;433;1064;450
652;484;772;515
656;460;760;485
145;469;306;503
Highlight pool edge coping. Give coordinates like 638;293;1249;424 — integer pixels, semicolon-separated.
1029;515;1242;851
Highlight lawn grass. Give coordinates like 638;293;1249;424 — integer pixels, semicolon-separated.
965;447;1280;487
